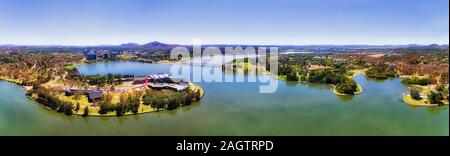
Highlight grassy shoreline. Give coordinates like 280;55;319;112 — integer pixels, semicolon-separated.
402;95;449;107
272;71;365;96
0;76;23;85
333;84;363;96
402;85;449;107
63;60;111;70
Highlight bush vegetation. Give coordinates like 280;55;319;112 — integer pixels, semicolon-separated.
366;64;397;80
143;90;201;111
410;89;422;100
401;77;431;86
67;68;133;85
428;91;444;105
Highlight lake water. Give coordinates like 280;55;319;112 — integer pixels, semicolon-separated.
0;61;448;136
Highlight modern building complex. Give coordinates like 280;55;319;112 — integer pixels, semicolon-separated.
63;89;104;102
133;74;189;91
86;51;97;60
62;73;189;104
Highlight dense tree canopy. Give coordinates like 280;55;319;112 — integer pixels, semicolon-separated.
335;79;358;95
401;77;431;86
286;72;299;81
410;89;421;100
428;91;444;105
66;69;133;85
143;90;199;111
82;106;89;117
366;64;397;80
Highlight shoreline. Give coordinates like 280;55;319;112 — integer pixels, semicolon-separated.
59;82;204;117
402;84;449;107
64;60;119;70
334;71;365;96
0;76;23;85
402;94;449;107
333;84;363;96
271;72;365;96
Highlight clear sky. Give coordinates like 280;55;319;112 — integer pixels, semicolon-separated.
0;0;448;45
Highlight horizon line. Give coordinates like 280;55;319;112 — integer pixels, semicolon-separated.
1;42;448;47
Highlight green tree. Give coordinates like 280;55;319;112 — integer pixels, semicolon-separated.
410;89;421;100
401;77;431;86
300;75;307;81
335;79;357;95
75;103;81;112
64;104;73;116
57;103;65;113
444;87;449;101
428;91;444;105
143;94;153;106
98;102;111;115
435;84;445;92
115;102;126;116
131;103;140;114
286;72;299;81
82;106;89;117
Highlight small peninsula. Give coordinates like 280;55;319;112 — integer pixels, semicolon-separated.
0;52;204;117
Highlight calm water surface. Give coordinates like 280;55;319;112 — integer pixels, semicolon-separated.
0;61;448;136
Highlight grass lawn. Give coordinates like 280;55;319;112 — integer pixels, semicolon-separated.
276;75;287;80
347;69;368;78
402;95;439;107
403;85;449;107
64;63;83;70
57;94;157;116
413;85;431;94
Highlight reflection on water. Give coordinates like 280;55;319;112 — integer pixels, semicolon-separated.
366;77;397;83
427;106;449;116
83;118;89;124
285;81;299;87
337;95;354;102
304;82;333;90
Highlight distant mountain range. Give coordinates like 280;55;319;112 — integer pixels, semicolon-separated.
118;41;181;50
140;41;181;50
1;41;448;50
119;43;141;48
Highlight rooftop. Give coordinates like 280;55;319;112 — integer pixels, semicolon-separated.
88;91;103;100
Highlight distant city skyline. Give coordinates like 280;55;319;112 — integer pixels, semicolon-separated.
0;0;448;46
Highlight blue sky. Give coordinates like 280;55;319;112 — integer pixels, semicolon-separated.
0;0;448;45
